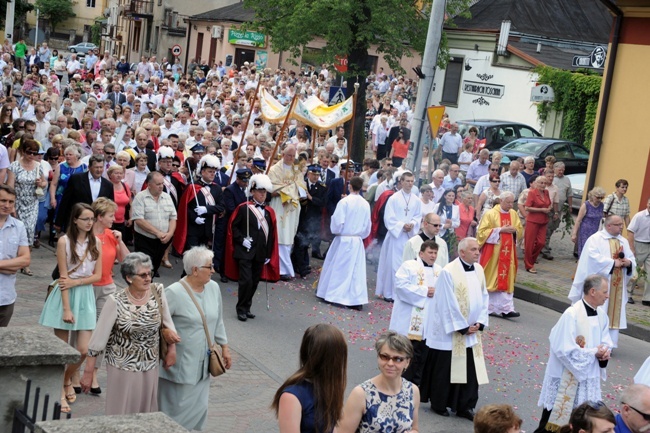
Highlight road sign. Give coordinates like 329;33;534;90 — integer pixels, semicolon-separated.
530;84;555;102
328;87;346;106
334;55;348;73
171;44;182;57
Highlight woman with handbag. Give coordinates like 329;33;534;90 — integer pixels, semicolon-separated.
158;246;231;431
7;137;47;274
80;252;180;415
39;203;102;414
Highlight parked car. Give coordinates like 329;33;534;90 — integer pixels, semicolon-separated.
566;172;586;212
67;42;97;55
457;119;542;152
497;138;590;175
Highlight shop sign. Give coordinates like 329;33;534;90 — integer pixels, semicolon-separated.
228;29;266;48
462;80;505;99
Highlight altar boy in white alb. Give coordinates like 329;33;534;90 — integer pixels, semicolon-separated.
533;275;613;433
390;239;442;386
316;177;371;309
375;171;422;302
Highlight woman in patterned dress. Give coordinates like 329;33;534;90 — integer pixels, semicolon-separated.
7;138;47;275
80;252;180;415
338;331;420;433
50;144;87;230
571;186;606;257
39;203;102;413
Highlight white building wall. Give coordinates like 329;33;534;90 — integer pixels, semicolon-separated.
429;48;542;132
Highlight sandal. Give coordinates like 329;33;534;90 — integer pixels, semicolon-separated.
161;259;173;269
59;397;71;414
64;383;76;403
527;268;537;274
20;268;33;276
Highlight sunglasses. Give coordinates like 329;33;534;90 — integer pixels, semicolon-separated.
25;150;40;156
48;157;59;161
427;222;441;227
378;353;407;363
172;164;180;168
105;151;115;156
628;404;650;421
490;180;500;183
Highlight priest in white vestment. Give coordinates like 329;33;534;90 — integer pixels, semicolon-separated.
390;239;442;385
268;144;307;279
569;215;635;348
533;275;613;433
316;177;371;309
419;238;489;421
375;171;422;302
635;356;650;386
402;212;449;268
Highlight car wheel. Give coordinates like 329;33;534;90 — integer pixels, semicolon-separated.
70;48;76;53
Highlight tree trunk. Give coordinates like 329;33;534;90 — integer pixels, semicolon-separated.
345;46;370;164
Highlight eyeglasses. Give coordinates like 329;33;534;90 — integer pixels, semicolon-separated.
199;265;214;270
490;168;500;171
76;217;96;223
378;353;407;363
224;133;232;136
105;151;115;155
135;272;153;279
490;180;500;183
172;164;180;168
595;196;605;200
25;150;40;156
426;222;441;227
627;404;650;421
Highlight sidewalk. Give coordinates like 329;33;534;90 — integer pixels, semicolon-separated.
512;226;650;342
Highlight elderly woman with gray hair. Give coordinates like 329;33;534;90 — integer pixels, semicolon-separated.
158;246;232;431
81;252;180;415
571;186;607;257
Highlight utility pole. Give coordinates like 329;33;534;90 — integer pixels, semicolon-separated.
5;0;16;43
406;0;446;176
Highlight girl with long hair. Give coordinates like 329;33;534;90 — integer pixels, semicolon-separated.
272;324;348;433
39;203;102;413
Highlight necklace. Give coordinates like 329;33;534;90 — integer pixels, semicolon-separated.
127;287;149;301
401;191;412;216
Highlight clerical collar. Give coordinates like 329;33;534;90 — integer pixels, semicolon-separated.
582;299;598;317
421;260;433;268
419;232;434;242
459;258;475;272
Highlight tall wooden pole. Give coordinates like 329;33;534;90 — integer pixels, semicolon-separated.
229;73;263;181
310;128;317;159
266;86;300;175
344;82;360;191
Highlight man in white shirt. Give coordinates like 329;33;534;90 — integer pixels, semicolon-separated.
439;123;462;164
33;107;51;143
66;54;81;75
431;169;445;204
628;196;650;306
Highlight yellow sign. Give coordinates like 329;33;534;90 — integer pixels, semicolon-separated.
426;106;446;138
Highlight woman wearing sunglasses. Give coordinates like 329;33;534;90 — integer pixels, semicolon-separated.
338;331;419;433
7;138;47;274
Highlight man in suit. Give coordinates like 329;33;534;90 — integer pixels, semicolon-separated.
326;161;358;216
105;83;126;109
55;155;114;230
220;168;251;282
292;164;327;278
135;129;157;172
229;174;277;321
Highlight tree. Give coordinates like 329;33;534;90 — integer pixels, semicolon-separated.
0;0;35;32
35;0;76;34
243;0;471;163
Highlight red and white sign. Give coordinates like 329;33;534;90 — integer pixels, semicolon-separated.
171;44;182;57
334;55;348;73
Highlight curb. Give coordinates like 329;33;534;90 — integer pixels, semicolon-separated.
514;283;650;343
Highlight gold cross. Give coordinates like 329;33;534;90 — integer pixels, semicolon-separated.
499;269;508;280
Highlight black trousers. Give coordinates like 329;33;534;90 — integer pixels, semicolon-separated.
112;222;133;245
533;408;552;433
442;151;459;164
419;347;479;413
134;232;169;274
0;303;14;327
291;231;314;276
402;339;428;386
236;258;263;314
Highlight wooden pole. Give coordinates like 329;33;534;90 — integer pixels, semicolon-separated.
229;74;263;181
310;128;317;159
344;82;360;192
266;87;300;175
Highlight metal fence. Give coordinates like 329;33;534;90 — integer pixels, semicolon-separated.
12;379;70;433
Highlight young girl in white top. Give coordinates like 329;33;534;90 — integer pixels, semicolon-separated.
457;141;473;175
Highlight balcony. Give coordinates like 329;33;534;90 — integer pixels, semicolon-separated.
126;0;154;18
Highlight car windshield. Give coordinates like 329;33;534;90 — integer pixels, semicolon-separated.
501;140;547;154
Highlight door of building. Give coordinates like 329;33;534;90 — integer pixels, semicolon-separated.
235;48;255;67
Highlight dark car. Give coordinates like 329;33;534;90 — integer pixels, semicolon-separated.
457;119;542;151
497;138;590;175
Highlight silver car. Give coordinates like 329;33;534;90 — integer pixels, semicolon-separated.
566;173;586;211
67;42;97;55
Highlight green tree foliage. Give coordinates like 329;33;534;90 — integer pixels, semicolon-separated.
534;66;601;148
35;0;76;33
0;0;35;31
91;17;103;46
243;0;471;162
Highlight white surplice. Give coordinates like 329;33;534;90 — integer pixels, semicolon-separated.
390;258;441;337
316;194;371;306
568;229;635;346
401;233;449;268
423;259;489;350
634;356;650;386
537;301;612;410
375;191;422;299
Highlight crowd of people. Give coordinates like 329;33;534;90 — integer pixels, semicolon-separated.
0;37;648;433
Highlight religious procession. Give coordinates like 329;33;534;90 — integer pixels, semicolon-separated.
2;0;650;431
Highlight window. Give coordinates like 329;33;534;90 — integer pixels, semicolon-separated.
571;145;590;160
518;126;540;138
440;57;463;106
550;143;572;159
86;0;96;7
132;21;141;52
